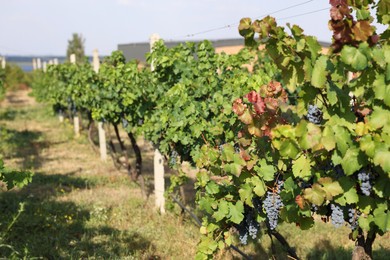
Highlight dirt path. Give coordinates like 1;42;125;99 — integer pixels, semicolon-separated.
0;89;36;108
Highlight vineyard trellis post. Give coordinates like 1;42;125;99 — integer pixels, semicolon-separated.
70;53;80;137
150;33;165;213
93;49;107;161
32;58;37;70
37;58;42;70
1;57;6;69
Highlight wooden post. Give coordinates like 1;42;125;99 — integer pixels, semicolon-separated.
154;148;165;213
150;33;165;213
1;57;5;69
32;58;37;70
93;49;107;161
43;61;47;72
98;122;107;161
70;54;80;137
37;58;42;70
53;58;59;65
93;49;99;73
59;110;64;123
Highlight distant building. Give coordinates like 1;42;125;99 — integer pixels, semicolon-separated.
117;38;331;63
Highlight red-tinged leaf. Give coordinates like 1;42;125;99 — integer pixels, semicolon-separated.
254;100;266;115
295;195;306;210
352;20;374;42
245;90;260;103
247;123;262;137
240;148;251;161
370;34;379;44
330;6;344;21
264;97;278;112
239;18;253;38
232;99;246;116
238;110;253;125
329;0;347;7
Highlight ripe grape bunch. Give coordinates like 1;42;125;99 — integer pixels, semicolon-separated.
330;204;344;228
262;181;284;230
348;208;360;231
237;208;260;245
306;105;323;125
357;169;372;196
169;150;179;167
122;118;129;128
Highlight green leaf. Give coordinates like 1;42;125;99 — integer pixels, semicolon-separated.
212;200;230;222
373;74;390;107
239;183;254;206
333;125;351;156
279;139;300;159
373;206;390;232
357;196;375;214
319;177;343;200
311;56;329;88
359;215;375;231
359;134;376;158
340;45;368;71
228;201;245;224
368;107;390;130
303;184;326;205
335;176;359;205
251;176;266;197
292;155;313;179
373;176;390;198
206;181;220;195
223;162;244;176
322;125;336;151
221;144;235;162
373;143;390;173
299;123;322;150
341;148;364;175
256;159;275;181
197;237;218;255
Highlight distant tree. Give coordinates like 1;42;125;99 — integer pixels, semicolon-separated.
66;33;85;63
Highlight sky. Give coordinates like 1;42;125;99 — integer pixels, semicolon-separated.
0;0;336;56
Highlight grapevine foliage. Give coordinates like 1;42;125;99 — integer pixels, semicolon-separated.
30;1;390;258
0;159;33;190
193;1;389;259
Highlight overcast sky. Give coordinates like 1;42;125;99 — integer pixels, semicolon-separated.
1;0;335;56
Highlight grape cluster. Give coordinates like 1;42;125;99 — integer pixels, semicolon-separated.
348;208;360;231
237;208;260;245
306;105;323;125
262;182;284;230
334;165;345;179
218;144;224;154
357;169;372;196
330;204;344;228
169;150;179;167
234;143;240;153
122;118;129;128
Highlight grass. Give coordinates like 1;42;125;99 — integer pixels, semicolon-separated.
0;90;389;259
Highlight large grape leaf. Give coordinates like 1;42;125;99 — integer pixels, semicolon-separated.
311;56;330;88
341;45;368;70
292;155;314;179
228;201;245;224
